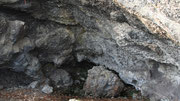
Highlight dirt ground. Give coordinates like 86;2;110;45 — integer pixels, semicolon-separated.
0;88;149;101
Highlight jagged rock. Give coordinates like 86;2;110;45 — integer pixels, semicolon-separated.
0;0;19;5
116;0;180;43
41;85;53;94
73;1;180;100
12;53;41;78
27;21;77;66
50;69;73;88
28;81;39;89
39;78;54;94
0;16;25;65
0;0;180;100
83;66;124;97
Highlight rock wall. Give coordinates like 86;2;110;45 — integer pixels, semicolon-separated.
0;0;180;100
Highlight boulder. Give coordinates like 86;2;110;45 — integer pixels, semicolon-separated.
83;66;124;97
50;69;73;88
41;85;53;94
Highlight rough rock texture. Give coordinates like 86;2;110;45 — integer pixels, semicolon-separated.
84;66;124;97
12;53;41;78
41;85;53;94
116;0;180;43
50;69;73;88
0;0;19;5
0;0;179;100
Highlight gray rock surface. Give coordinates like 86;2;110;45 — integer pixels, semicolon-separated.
12;53;41;78
83;66;124;97
0;85;3;90
0;16;26;65
0;0;179;100
50;69;73;88
0;0;19;5
116;0;180;43
28;81;39;89
41;85;53;94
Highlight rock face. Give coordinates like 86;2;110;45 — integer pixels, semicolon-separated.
84;66;124;97
116;0;180;43
12;53;41;78
0;0;19;5
0;0;180;100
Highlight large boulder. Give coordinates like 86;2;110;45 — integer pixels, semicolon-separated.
83;66;124;97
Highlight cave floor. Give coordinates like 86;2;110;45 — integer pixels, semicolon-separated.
0;88;149;101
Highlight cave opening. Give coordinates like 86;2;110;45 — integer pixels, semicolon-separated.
40;59;143;99
41;60;96;97
0;59;143;99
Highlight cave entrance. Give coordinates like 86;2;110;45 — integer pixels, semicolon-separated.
47;60;96;96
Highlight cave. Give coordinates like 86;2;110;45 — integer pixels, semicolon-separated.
0;0;180;101
0;59;145;100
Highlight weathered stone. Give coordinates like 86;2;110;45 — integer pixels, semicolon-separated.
72;1;180;100
27;21;77;66
0;0;180;100
28;81;39;89
50;69;73;88
12;53;41;78
0;16;25;65
83;66;124;97
115;0;180;43
0;0;19;5
41;85;53;94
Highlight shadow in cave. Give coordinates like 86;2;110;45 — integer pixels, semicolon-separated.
52;60;96;97
45;60;142;99
0;68;33;89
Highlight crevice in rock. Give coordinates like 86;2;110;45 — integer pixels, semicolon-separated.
51;60;96;96
0;5;80;27
105;67;143;98
0;6;33;21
